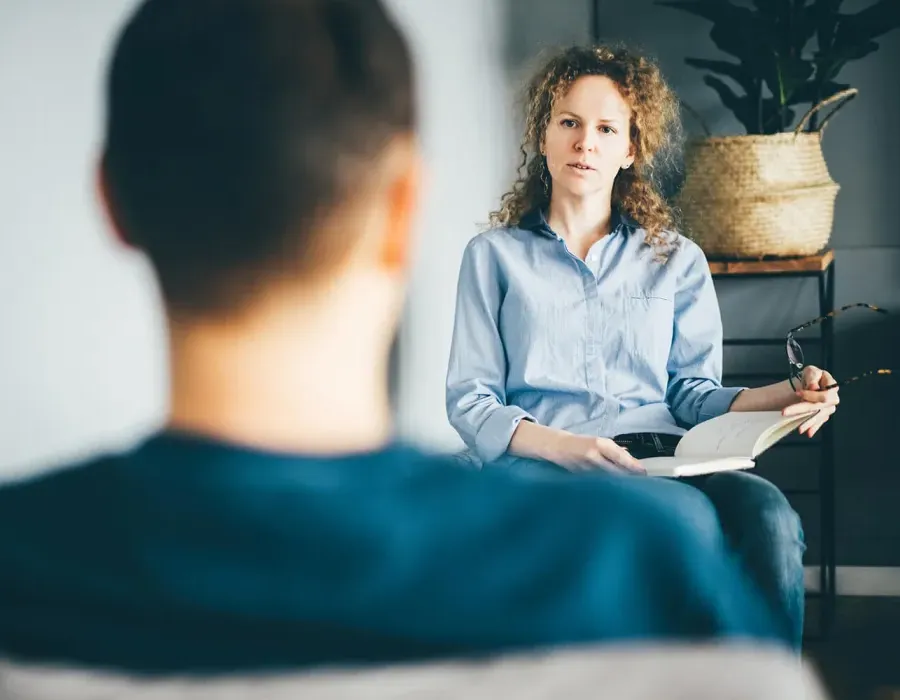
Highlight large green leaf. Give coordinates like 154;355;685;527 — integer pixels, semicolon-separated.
767;104;797;133
827;37;880;65
655;0;744;24
837;0;900;43
684;57;757;95
658;0;766;64
661;0;893;133
768;54;815;105
702;75;758;133
749;0;781;16
812;0;842;50
703;75;796;134
708;17;775;82
787;1;818;56
753;0;817;56
659;0;781;89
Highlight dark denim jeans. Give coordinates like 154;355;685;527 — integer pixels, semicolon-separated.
493;455;806;650
681;471;807;651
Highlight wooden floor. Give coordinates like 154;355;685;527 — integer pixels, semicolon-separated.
803;597;900;700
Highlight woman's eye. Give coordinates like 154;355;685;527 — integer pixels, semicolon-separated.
561;119;577;128
600;125;616;134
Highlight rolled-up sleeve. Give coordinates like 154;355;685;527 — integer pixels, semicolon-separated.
665;243;745;427
446;238;534;463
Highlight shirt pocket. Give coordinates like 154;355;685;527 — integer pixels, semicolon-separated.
621;293;675;369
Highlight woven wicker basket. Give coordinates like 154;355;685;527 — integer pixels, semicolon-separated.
677;89;858;259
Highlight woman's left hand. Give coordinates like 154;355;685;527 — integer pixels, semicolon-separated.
781;365;840;437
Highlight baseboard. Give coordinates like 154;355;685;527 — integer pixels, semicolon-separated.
804;566;900;596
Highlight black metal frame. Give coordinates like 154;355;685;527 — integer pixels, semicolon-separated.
712;260;837;637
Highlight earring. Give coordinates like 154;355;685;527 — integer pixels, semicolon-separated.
623;163;631;170
540;161;550;196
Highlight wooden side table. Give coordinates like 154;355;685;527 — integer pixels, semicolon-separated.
710;249;836;638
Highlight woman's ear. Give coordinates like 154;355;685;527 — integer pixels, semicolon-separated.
623;143;636;170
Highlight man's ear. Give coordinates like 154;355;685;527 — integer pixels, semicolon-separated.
96;154;134;249
381;140;422;273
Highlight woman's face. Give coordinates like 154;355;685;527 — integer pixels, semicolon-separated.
542;75;635;200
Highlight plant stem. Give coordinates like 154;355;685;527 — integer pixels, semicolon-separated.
757;79;763;134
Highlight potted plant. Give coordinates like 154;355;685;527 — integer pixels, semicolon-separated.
657;0;899;258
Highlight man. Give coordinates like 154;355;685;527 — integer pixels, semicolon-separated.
0;0;786;674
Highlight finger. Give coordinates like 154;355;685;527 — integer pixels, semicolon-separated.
808;411;831;436
819;370;837;389
605;446;646;474
800;406;835;435
794;388;838;405
799;415;821;434
597;461;638;475
802;365;824;388
783;401;822;416
809;420;827;438
618;451;646;474
582;453;625;474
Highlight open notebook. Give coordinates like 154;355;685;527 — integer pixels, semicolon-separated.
640;410;819;478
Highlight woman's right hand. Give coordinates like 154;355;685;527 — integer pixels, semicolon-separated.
548;433;646;475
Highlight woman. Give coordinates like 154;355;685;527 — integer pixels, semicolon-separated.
445;45;839;650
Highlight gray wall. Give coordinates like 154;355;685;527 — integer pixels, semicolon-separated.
504;0;900;565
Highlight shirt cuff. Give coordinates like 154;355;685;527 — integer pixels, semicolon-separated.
698;386;746;423
475;405;535;464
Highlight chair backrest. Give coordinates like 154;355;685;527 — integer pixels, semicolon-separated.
0;644;829;700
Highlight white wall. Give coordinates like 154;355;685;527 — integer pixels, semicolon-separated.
387;0;515;451
0;1;514;475
0;0;167;478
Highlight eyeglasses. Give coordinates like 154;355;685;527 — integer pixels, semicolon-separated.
787;303;892;391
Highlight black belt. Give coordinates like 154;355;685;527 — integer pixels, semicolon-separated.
612;432;681;459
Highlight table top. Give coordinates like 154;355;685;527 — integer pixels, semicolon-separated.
708;248;834;276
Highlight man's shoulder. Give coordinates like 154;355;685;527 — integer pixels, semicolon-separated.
0;452;121;514
0;436;703;568
0;438;687;532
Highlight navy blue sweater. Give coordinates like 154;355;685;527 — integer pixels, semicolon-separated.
0;431;783;674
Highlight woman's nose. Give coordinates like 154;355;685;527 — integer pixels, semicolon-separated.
575;131;598;153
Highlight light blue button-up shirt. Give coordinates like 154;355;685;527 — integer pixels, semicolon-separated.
445;208;744;466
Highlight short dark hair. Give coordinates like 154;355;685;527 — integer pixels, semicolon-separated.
103;0;415;315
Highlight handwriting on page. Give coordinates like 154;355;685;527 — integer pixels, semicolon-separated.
680;412;788;458
706;421;762;455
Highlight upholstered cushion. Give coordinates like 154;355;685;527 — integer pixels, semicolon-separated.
0;644;828;700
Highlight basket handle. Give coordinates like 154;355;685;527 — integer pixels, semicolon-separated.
794;88;858;136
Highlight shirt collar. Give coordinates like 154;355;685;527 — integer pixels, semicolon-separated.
519;206;637;239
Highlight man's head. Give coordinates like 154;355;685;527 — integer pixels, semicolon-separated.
100;0;418;319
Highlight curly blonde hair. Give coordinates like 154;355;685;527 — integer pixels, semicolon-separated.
490;44;683;255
